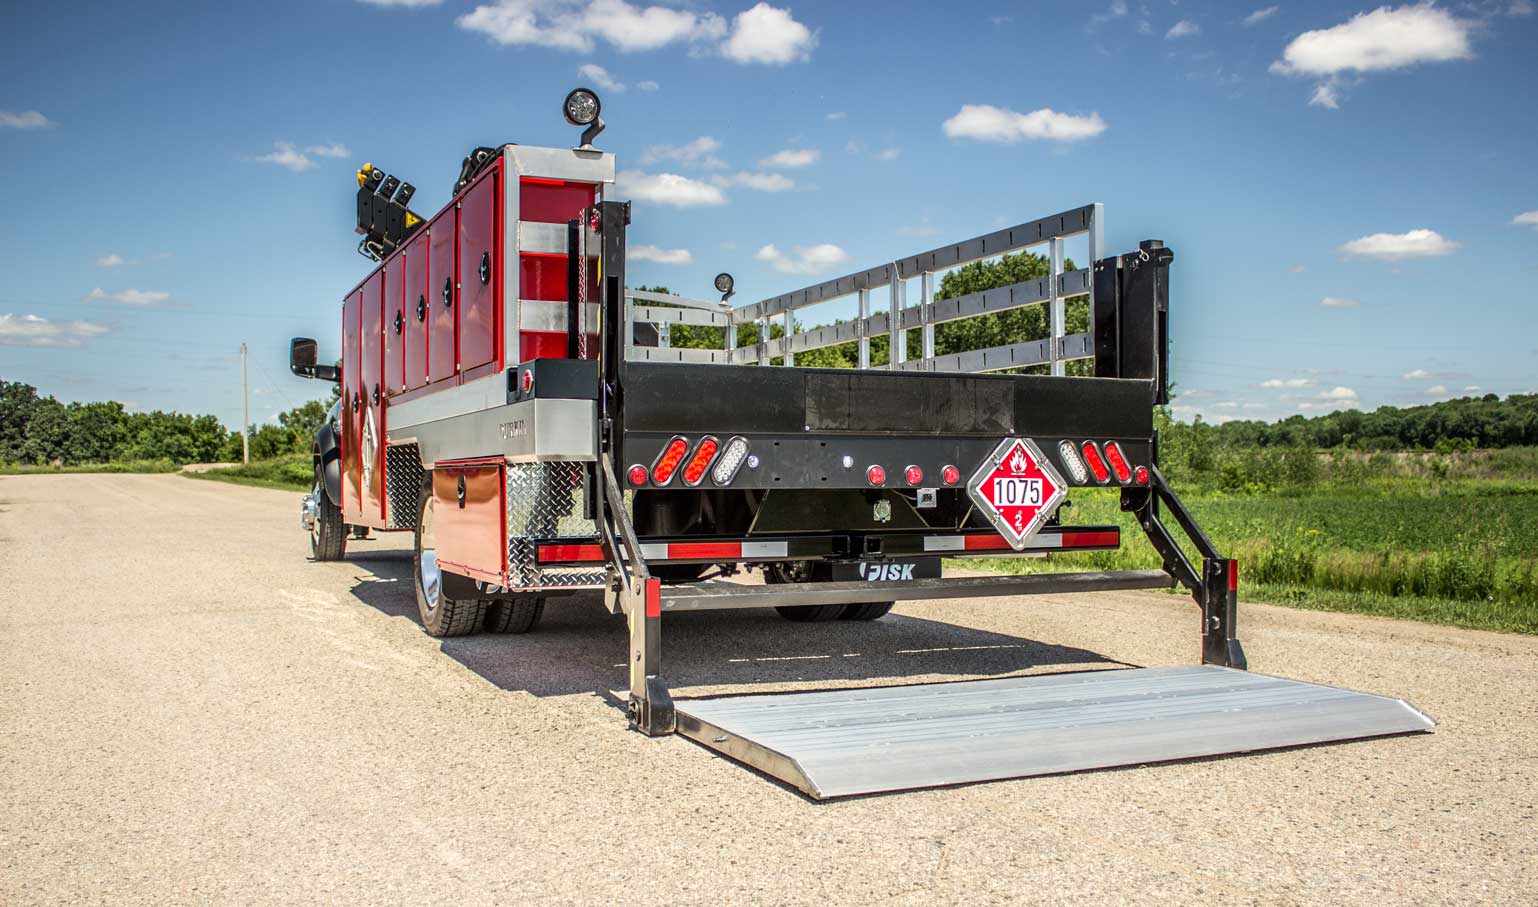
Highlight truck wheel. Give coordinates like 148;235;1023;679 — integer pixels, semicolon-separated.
766;561;844;623
413;480;487;637
484;598;544;634
840;602;895;621
310;475;347;562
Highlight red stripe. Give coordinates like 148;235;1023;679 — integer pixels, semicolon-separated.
1061;530;1120;548
645;578;661;618
1228;559;1239;591
537;543;604;563
519;176;569;186
665;542;742;559
963;534;1010;551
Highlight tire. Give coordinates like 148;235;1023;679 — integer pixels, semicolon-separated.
839;601;895;621
309;473;347;562
483;597;544;634
413;478;487;637
766;561;844;623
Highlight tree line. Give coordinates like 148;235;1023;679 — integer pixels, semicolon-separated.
0;379;335;466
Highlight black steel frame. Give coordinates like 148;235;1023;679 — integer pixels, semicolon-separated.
592;201;1245;735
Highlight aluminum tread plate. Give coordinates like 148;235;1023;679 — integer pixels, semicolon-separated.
674;666;1434;799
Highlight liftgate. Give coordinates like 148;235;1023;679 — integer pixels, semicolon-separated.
604;203;1434;799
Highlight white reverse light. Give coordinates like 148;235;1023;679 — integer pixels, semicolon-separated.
1058;440;1089;484
712;436;751;485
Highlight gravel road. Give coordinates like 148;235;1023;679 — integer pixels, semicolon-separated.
2;474;1534;906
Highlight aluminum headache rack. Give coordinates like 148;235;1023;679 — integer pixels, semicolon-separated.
590;200;1434;799
625;203;1102;375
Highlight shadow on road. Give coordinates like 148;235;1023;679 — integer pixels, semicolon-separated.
342;551;1122;707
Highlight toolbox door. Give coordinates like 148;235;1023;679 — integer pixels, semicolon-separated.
428;211;457;385
360;271;386;522
403;233;429;391
341;289;362;519
383;253;405;395
457;166;500;375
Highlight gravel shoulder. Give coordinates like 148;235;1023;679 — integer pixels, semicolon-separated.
2;474;1534;906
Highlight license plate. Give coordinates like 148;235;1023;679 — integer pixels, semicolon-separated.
830;557;941;582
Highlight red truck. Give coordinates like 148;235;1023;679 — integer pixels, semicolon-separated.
288;88;1432;799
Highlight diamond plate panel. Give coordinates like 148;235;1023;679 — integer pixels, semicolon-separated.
385;443;424;529
506;462;606;590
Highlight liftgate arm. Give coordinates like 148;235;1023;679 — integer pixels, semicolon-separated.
592;199;674;735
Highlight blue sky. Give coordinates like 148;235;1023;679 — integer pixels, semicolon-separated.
2;0;1535;429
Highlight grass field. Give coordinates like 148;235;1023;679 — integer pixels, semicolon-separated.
0;460;182;476
977;479;1538;635
184;454;312;492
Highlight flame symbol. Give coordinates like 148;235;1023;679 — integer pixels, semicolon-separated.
1009;448;1029;474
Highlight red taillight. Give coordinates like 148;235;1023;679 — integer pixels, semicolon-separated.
1133;465;1150;485
520;369;534;393
1081;442;1110;484
904;465;923;486
1104;441;1132;484
651;437;690;485
941;465;960;486
867;465;886;486
681;437;720;486
627;464;648;486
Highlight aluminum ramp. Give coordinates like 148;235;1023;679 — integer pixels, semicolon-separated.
674;666;1434;799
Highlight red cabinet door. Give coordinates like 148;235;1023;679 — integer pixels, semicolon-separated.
341;289;362;519
457;170;499;374
383;253;405;396
403;234;429;391
360;272;385;522
428;212;457;385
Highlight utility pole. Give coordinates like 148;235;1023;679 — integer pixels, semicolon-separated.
240;342;249;465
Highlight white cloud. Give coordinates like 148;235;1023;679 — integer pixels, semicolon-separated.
759;148;819;168
578;62;625;92
614;170;726;206
1513;210;1538;228
1319;386;1358;401
942;105;1107;142
720;3;816;64
1243;402;1266;410
1270;3;1472;107
1464;385;1482;392
1511;1;1535;16
356;0;443;6
1262;377;1318;388
629;244;692;265
1401;368;1469;381
637;80;659;91
1289;263;1307;273
872;148;900;161
1215;401;1239;409
1244;6;1280;26
1309;80;1341;109
249;141;314;172
825;111;847;121
754;242;850;275
1403;368;1433;380
95;254;125;267
1166;19;1200;39
1088;0;1128;28
305;143;351;158
640;136;725;169
0;110;54;129
85;288;170;305
1337;228;1459;261
728;171;795;192
1425;384;1448;395
0;313;110;347
1320;296;1359;308
457;0;725;54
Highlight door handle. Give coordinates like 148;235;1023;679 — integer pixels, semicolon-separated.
479;251;491;285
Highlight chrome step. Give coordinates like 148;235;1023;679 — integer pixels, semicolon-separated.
660;569;1177;612
674;666;1434;799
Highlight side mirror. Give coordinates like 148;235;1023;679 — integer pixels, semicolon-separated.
290;338;341;382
